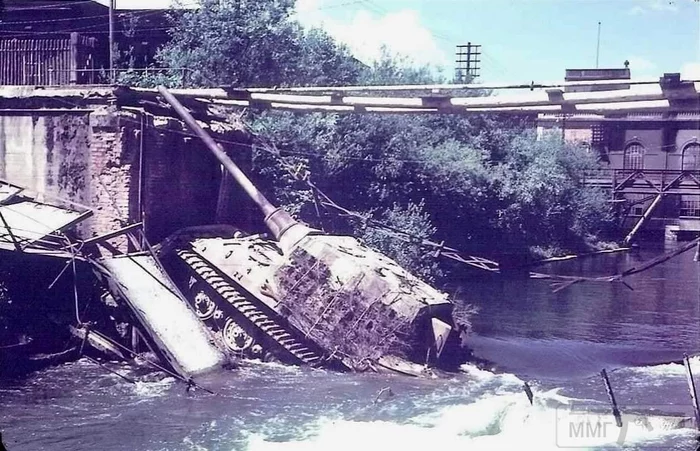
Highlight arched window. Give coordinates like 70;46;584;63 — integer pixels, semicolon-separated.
623;142;645;170
682;143;700;171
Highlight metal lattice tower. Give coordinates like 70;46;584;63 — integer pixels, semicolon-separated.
455;43;481;82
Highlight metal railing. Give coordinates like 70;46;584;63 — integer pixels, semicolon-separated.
23;67;194;86
584;168;700;192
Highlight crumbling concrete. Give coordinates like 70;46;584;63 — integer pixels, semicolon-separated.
0;86;252;248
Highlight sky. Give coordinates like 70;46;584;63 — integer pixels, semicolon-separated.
101;0;700;84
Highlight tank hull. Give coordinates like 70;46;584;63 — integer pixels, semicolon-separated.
161;230;469;373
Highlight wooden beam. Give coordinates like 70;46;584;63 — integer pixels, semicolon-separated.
623;193;665;245
157;83;699;111
601;368;623;428
0;209;22;252
69;324;125;360
683;354;700;430
131;77;700;96
82;222;143;247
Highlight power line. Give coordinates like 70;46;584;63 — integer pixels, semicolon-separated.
317;0;364;11
0;9;169;38
358;0;387;14
2;0;199;11
0;12;115;26
4;1;96;11
0;7;167;26
480;50;514;80
0;27;171;38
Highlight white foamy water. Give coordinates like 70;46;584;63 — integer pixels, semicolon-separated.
626;356;700;378
459;362;523;385
244;367;696;451
133;376;176;397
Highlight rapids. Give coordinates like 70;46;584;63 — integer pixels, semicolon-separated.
2;242;700;450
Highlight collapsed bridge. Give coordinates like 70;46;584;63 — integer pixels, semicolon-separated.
2;75;700;381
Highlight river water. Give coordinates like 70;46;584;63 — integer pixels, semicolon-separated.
2;242;700;450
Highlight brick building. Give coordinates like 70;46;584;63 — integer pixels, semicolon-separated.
538;69;700;239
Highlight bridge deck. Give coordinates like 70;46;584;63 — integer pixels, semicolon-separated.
98;255;227;377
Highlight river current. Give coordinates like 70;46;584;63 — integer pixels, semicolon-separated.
2;242;700;450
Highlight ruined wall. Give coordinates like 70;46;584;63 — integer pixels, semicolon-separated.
0;114;90;203
0;107;134;240
87;108;138;240
0;104;235;245
141;118;222;243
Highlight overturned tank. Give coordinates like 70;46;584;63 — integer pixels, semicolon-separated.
157;87;470;375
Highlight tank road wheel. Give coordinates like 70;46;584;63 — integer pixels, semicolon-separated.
193;289;217;320
222;318;254;353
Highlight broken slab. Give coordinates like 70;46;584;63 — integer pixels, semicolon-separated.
0;180;92;252
97;254;227;377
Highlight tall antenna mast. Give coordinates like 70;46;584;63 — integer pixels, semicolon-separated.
596;21;602;68
109;0;115;83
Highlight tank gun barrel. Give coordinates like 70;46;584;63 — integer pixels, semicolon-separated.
158;86;309;249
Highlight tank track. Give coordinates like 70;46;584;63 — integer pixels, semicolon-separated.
176;249;322;366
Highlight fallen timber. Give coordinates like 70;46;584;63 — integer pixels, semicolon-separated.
0;180;228;380
95;254;227;376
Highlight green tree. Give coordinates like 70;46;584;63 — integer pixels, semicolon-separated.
358;47;442;85
491;131;613;254
142;2;614;275
357;201;443;283
154;0;362;87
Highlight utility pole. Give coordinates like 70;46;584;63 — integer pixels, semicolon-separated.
696;0;700;64
455;43;481;82
109;0;115;83
596;21;601;69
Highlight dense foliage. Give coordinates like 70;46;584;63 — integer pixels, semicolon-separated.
134;0;361;87
252;111;614;269
140;0;614;279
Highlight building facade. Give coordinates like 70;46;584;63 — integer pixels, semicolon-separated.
538;69;700;239
0;0;172;85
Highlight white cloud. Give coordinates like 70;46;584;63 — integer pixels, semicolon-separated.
681;62;700;79
626;56;656;76
295;1;448;69
296;0;322;15
628;5;646;15
628;0;679;15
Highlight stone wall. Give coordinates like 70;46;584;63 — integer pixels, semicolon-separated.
0;103;247;246
0;113;90;203
87;108;137;241
140;117;222;243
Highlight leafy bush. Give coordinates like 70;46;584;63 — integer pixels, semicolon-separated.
357;202;442;283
